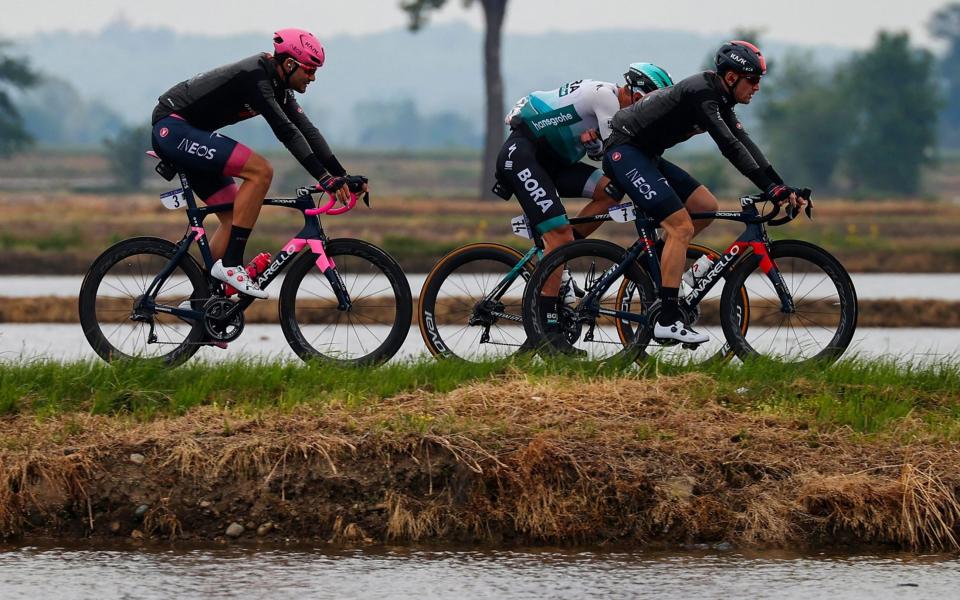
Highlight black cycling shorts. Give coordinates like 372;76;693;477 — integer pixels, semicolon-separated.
151;115;251;205
602;143;702;223
495;131;605;234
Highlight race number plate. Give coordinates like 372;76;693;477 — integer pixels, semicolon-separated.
608;202;637;223
160;189;187;210
510;215;534;239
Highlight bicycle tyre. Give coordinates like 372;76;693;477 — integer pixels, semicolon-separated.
279;238;412;366
418;243;533;361
523;239;654;363
719;240;857;365
78;236;208;366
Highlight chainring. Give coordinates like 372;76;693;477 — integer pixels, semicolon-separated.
202;298;245;342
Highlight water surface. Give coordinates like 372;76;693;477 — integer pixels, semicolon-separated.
0;544;954;600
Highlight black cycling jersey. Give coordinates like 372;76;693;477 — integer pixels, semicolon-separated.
606;71;780;192
151;53;345;180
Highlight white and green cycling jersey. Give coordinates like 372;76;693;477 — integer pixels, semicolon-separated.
505;79;620;165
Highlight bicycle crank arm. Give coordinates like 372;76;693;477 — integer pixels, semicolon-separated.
489;311;522;323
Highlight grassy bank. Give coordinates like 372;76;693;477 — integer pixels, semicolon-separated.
2;357;960;549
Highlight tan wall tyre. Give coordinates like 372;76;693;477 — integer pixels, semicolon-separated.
616;243;750;366
719;240;857;365
417;243;532;361
279;238;412;366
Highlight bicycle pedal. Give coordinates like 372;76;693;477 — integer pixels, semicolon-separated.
681;342;702;350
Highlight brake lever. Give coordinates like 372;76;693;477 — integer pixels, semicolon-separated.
362;192;371;207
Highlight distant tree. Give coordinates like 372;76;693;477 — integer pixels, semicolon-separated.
842;32;940;195
354;99;480;149
928;3;960;147
402;0;508;198
102;125;151;190
0;41;38;156
757;52;853;190
19;77;126;145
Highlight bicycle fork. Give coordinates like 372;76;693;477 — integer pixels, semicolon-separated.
728;241;796;313
283;238;352;311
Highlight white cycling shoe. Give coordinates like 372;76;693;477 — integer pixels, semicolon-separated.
211;260;268;299
654;320;709;344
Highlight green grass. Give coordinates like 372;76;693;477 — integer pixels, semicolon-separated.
1;356;958;439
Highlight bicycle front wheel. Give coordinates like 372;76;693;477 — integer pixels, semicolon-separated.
78;237;208;366
279;238;412;366
418;243;533;361
720;240;857;364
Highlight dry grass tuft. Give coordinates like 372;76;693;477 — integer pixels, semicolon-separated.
2;374;959;548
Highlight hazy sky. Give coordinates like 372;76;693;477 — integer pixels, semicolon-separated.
1;0;952;48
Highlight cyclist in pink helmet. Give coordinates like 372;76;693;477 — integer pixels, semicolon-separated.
150;28;367;299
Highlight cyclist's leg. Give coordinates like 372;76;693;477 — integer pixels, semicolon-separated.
555;163;624;238
497;133;570;296
151;116;268;297
181;175;237;261
658;158;717;237
603;145;705;342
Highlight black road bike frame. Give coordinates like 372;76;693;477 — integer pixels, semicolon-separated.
133;168;351;341
577;193;812;329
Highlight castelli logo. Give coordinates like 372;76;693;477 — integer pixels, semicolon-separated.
159;127;169;138
612;152;622;162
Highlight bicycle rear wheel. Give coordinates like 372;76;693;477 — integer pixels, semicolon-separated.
523;239;653;363
78;237;208;365
418;243;533;361
720;240;857;364
279;238;412;366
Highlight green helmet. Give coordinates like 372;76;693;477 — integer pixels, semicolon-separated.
623;62;674;94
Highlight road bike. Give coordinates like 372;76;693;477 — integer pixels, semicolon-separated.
418;206;748;363
78;153;412;366
522;190;858;365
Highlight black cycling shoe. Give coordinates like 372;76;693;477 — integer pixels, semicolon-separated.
539;328;587;358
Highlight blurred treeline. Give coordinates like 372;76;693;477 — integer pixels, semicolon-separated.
4;6;960;197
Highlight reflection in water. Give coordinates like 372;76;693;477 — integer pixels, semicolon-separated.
0;544;955;600
1;325;957;365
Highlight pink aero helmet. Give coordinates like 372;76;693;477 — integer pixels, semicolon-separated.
273;28;325;68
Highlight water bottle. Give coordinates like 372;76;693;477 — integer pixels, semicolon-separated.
681;255;714;290
224;252;272;296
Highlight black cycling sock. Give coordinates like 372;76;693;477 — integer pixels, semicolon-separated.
223;226;253;267
540;296;559;330
658;286;680;326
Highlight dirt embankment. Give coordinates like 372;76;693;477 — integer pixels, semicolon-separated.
2;375;958;549
1;297;957;328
